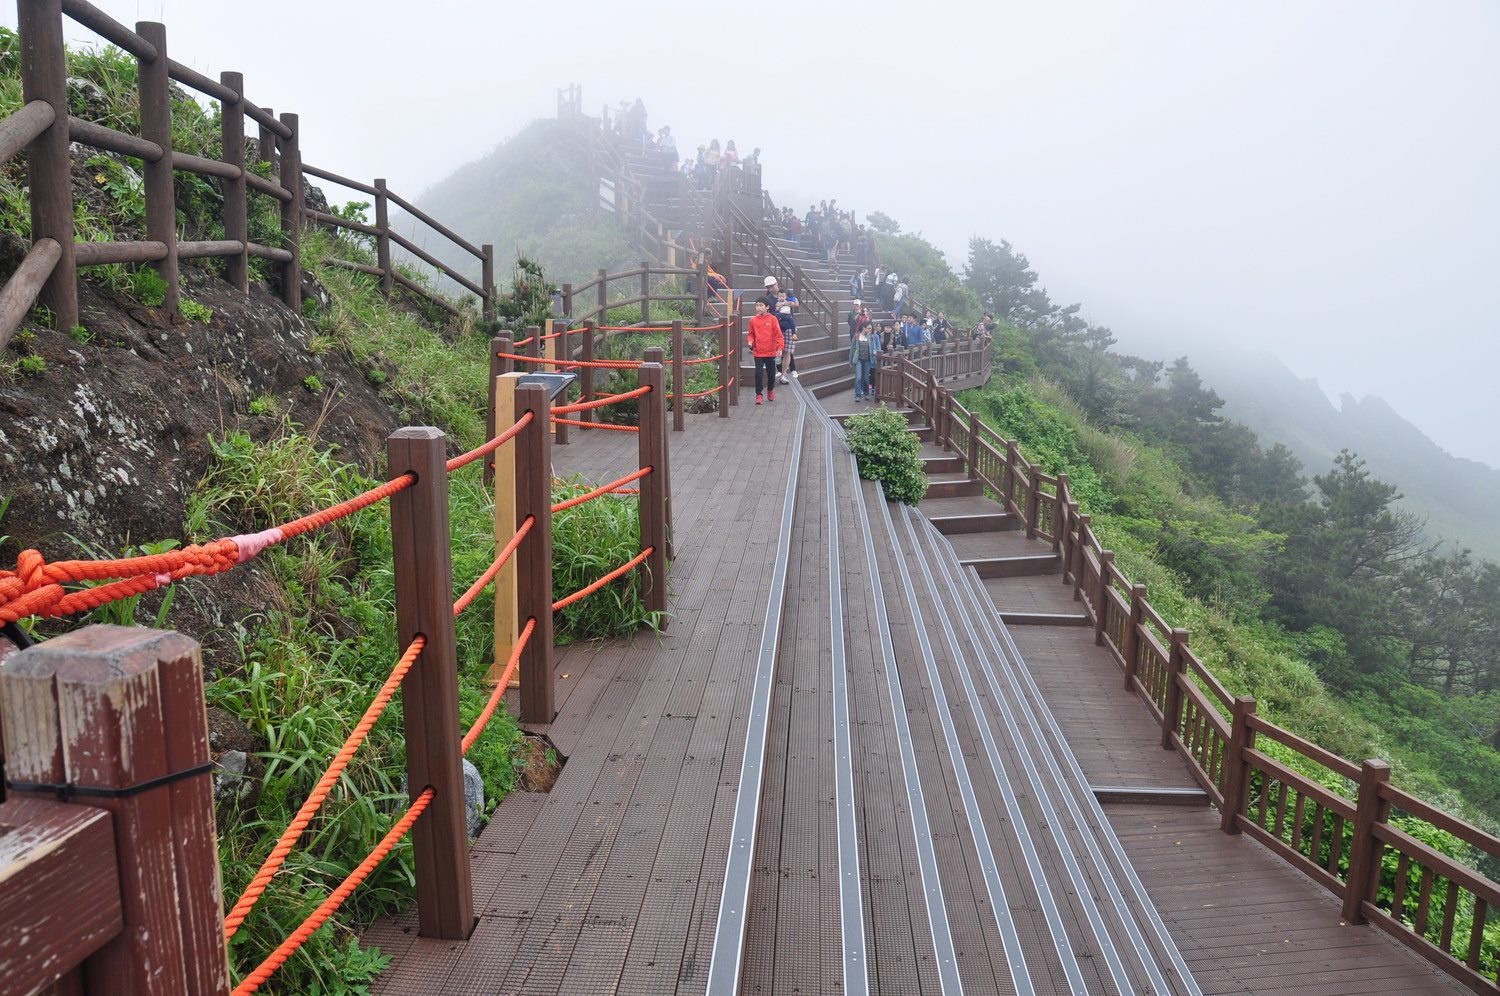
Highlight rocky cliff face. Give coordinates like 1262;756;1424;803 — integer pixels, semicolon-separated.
0;235;400;644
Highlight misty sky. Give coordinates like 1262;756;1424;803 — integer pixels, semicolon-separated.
12;1;1498;465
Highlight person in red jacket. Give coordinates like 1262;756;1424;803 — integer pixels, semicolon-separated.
746;297;785;404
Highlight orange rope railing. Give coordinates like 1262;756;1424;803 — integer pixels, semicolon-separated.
445;411;534;473
594;321;727;332
551;417;638;432
231;786;436;996
668;382;726;400
553;546;653;612
460;617;536;754
0;473;416;625
222;636;427;940
551;468;651;514
552;384;651;416
452;517;534;618
494;351;638;370
681;352;726;365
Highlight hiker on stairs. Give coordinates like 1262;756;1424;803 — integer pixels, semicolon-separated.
747;298;785;405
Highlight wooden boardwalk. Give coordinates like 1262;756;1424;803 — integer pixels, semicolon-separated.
366;380;1468;995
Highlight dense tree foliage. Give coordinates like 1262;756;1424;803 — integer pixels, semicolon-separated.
953;229;1500;822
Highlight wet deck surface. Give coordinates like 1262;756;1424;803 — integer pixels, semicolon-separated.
367;382;1464;995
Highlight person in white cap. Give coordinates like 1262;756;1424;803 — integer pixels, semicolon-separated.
757;274;780;310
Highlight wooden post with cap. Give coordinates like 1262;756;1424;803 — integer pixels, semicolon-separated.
514;384;555;722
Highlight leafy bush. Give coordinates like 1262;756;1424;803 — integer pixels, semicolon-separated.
181;298;213;323
845;405;928;504
129;266;168;306
17;354;45;377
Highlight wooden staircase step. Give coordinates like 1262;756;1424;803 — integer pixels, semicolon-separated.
922;455;965;474
997;610;1091;627
925;475;981;499
1091;785;1211;806
929;512;1019;534
960;553;1061;578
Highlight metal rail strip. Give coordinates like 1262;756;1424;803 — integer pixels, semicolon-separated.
938;523;1202;994
830;401;966;996
896;507;1093;995
823;413;870;996
871;476;1036;995
705;399;808;994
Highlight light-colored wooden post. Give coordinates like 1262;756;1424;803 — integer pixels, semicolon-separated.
491;371;521;687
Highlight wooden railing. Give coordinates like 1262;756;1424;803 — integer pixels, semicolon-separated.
881;350;1500;993
0;0;490;350
303;165;497;320
560;261;712;326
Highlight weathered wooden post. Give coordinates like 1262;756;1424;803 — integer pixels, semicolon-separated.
514;385;555;723
1122;584;1147;691
967;413;981;482
256;105;278;172
1026;464;1042;538
1221;696;1258;834
1094;550;1115;641
137;22;180;316
278;112;302;309
1342;759;1393;923
579;321;597;429
481;243;495;323
719;323;731;419
1162;629;1190;749
490;370;520;689
485;336;510;487
562;282;573;319
695;258;709;322
596;267;608;319
387;428;475;939
671;319;686;432
2;625;231;993
373;178;393;296
637;361;669;625
757;226;766;272
1003;440;1020;511
1052;474;1068;555
644;347;674;558
220;72;250;295
640;261;651;323
19;0;78;332
729;312;742;406
525;324;541;360
1071;511;1089;603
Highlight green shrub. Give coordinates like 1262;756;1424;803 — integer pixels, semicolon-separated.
129;266;168;306
17;354;45;377
550;474;664;640
302;374;324;393
845;405;928;504
248;395;279;417
68;324;93;344
180;298;213;323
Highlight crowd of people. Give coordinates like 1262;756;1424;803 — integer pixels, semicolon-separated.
779;201;871;265
603;98;758;191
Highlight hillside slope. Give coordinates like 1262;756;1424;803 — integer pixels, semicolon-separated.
1191;348;1500;560
391;118;635;289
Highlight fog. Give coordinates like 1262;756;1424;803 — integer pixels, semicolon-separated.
12;1;1497;465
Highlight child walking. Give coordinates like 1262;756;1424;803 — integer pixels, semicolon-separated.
747;298;785;404
776;290;798;383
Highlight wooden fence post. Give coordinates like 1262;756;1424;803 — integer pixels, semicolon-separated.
514;385;556;723
1026;464;1042;538
562;282;573;318
637;361;669;624
525;324;541;360
1052;473;1068;555
136;22;179;316
967;413;981;482
373;178;393;296
1003;440;1020;510
2;625;231;993
579;321;596;428
1094;550;1115;641
481;243;495;323
1071;512;1089;603
18;0;77;333
1122;584;1147;691
640;261;651;323
485;336;508;487
644;347;673;557
256;107;277;174
1221;696;1258;834
219;71;249;295
387;428;475;940
491;371;520;688
695;258;709;321
671;319;685;432
1342;759;1393;923
925;370;939;436
719;323;731;419
1162;629;1189;749
597;267;608;320
729;312;741;406
278;112;302;309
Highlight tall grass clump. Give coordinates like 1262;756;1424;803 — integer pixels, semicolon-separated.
551;473;665;640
